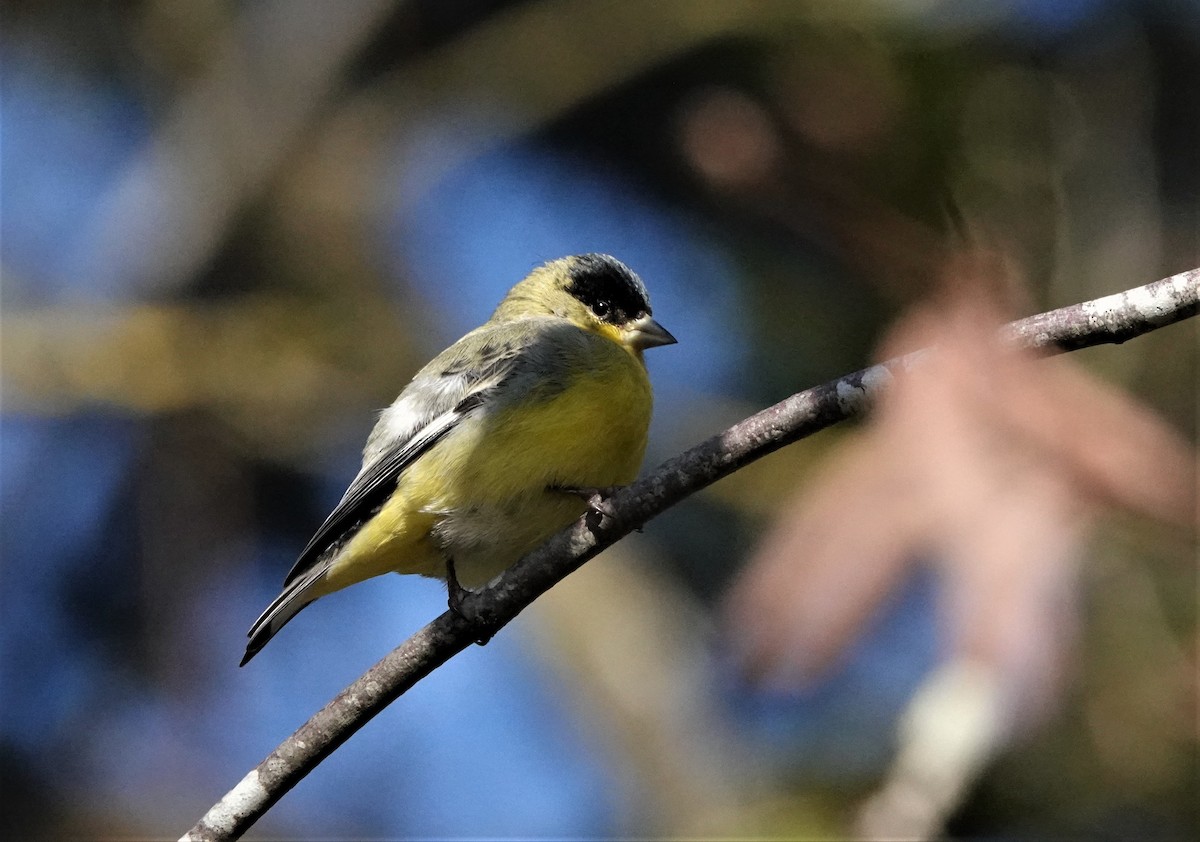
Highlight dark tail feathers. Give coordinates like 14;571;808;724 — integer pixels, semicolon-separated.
239;567;326;666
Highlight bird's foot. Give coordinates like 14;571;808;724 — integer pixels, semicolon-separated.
445;558;499;646
550;484;623;527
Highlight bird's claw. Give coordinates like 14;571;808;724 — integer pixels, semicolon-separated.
551;484;622;527
445;558;499;646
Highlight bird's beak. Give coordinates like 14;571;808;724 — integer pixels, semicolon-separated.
625;314;677;350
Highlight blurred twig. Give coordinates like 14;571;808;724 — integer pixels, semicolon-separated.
181;267;1197;842
326;0;899;212
78;0;396;296
0;294;420;463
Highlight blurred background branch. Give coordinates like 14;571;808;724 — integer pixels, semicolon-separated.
79;0;396;298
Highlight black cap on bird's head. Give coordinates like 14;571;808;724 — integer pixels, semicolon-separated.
563;253;676;350
564;253;652;324
497;253;677;351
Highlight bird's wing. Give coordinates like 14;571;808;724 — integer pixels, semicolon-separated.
280;325;532;588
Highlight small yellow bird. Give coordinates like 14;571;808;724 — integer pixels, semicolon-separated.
241;254;675;665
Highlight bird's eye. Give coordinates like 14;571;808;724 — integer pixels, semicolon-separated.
594;300;610;318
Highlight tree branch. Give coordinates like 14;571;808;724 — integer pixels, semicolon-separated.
181;267;1197;842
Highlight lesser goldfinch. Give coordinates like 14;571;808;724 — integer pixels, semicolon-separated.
241;254;675;665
